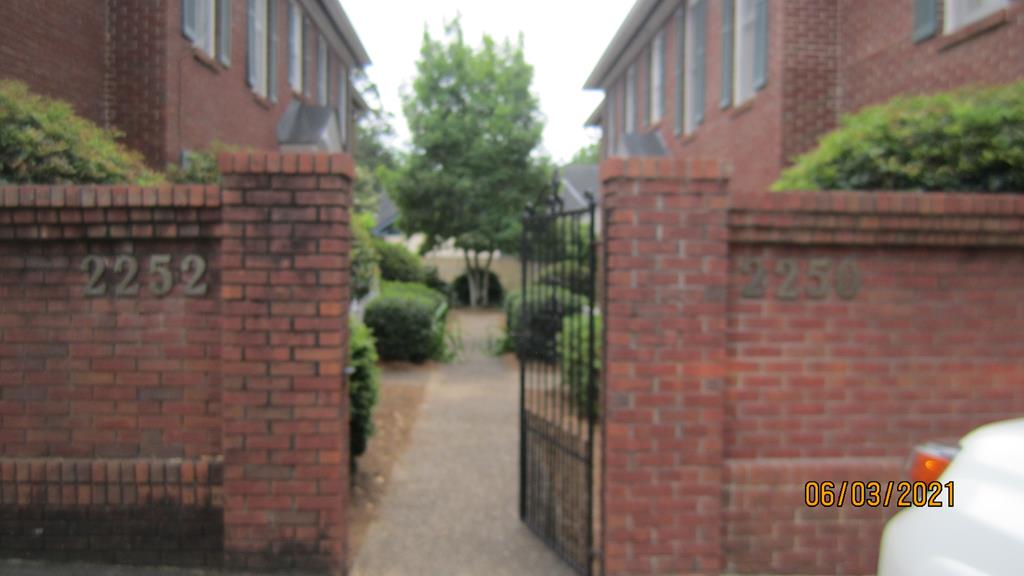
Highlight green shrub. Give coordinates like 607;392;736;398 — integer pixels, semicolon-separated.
351;213;380;300
504;284;586;361
774;81;1024;193
374;240;426;283
0;80;160;184
453;270;504;307
536;261;593;297
557;314;602;414
165;141;235;184
422;265;452;300
364;281;448;363
348;319;380;460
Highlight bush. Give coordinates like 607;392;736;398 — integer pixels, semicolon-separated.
364;281;448;363
0;80;160;184
536;261;592;297
348;319;380;460
558;314;602;414
504;284;586;361
374;240;426;283
165;141;235;184
774;81;1024;193
351;213;380;300
453;270;504;306
422;265;452;300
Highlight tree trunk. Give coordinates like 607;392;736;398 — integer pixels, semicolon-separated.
463;250;481;308
462;249;495;308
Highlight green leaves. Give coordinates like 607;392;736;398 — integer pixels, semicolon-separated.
774;81;1024;193
387;18;549;257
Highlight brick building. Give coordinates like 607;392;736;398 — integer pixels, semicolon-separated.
0;0;370;170
585;0;1024;192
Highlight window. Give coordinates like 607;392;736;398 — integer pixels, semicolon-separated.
607;89;617;156
288;1;303;92
182;0;231;65
944;0;1008;33
625;64;636;133
733;0;768;106
684;0;706;134
674;7;684;134
338;64;348;147
317;35;328;105
650;30;665;123
247;0;277;100
304;19;314;96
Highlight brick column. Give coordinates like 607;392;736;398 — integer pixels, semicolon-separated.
219;152;353;573
600;158;730;575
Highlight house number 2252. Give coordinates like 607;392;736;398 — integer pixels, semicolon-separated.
738;257;861;301
81;254;208;297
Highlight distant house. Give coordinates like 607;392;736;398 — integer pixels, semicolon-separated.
585;0;1024;191
0;0;371;169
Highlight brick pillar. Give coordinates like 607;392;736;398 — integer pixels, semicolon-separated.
219;152;353;573
600;158;730;575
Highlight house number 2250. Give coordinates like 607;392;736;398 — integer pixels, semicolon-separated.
81;254;208;297
738;257;861;301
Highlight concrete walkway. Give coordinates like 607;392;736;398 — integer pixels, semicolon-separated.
351;310;574;576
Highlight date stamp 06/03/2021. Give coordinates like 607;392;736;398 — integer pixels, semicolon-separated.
804;481;956;508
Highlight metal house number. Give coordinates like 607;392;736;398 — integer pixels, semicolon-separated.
738;257;861;301
81;254;208;297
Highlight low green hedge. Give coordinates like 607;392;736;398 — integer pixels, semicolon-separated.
504;284;585;361
774;81;1024;192
374;241;426;283
0;80;160;185
364;281;448;363
351;213;380;301
348;319;380;460
557;314;602;414
536;261;592;297
453;270;504;306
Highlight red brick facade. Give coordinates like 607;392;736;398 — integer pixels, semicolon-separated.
0;152;354;573
599;157;1024;575
0;0;364;170
592;1;1024;192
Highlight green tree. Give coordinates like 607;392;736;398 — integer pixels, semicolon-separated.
385;19;550;307
569;141;600;165
353;72;398;214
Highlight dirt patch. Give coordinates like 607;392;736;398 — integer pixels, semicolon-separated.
348;362;431;557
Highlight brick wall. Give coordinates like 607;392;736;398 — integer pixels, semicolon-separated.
0;0;108;125
0;152;354;573
600;157;1024;575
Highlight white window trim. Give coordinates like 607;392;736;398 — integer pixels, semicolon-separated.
288;1;303;92
193;0;217;57
338;65;348;146
650;30;665;123
683;0;699;134
625;64;637;133
943;0;1008;33
734;0;757;106
317;35;329;105
250;0;269;98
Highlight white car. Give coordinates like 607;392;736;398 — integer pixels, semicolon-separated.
877;418;1024;576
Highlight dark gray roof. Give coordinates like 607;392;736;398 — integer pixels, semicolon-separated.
277;101;336;146
559;164;600;210
615;131;668;157
374;192;399;235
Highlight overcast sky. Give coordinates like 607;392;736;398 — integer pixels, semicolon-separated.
343;1;633;164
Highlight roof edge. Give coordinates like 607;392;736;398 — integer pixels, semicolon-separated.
583;0;658;89
319;0;371;67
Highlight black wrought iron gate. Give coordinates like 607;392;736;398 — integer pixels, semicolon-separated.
518;194;598;575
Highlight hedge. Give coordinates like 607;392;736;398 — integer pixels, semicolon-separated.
774;81;1024;193
453;270;504;306
364;281;448;363
351;213;380;300
504;284;586;361
557;313;602;414
536;261;592;297
374;240;425;283
348;319;380;460
0;80;160;185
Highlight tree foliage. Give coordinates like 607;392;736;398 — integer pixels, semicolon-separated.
353;72;398;214
774;81;1024;193
385;19;550;306
569;141;600;165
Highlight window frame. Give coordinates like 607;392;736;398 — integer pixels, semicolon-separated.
317;35;329;106
683;0;704;135
943;0;1008;33
288;1;303;93
625;64;637;133
337;63;348;147
247;0;276;101
734;0;757;106
650;29;665;124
